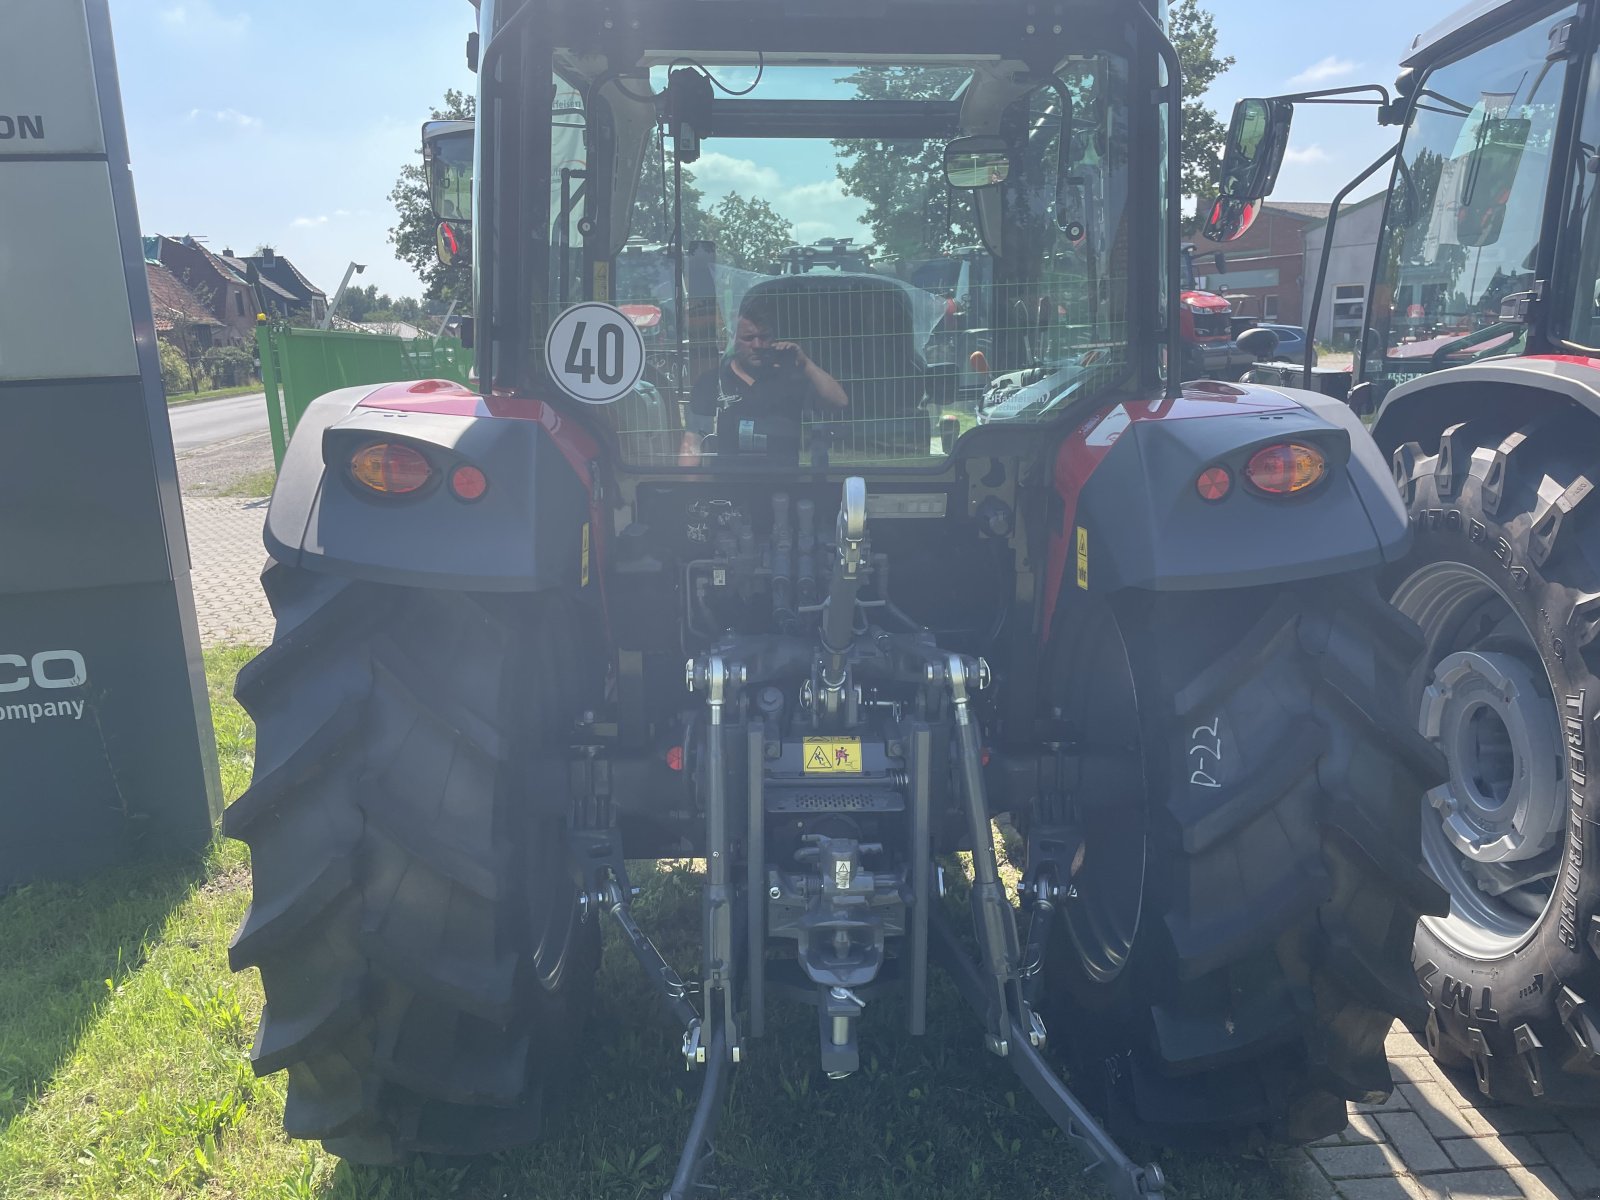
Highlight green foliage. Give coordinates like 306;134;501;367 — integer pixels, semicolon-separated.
200;345;255;388
389;89;475;307
156;339;192;394
707;192;794;271
834;67;974;260
1170;0;1236;214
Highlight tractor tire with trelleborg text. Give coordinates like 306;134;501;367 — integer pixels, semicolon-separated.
1391;412;1600;1105
1034;576;1447;1147
225;562;602;1162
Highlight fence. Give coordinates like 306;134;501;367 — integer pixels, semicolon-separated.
257;322;475;466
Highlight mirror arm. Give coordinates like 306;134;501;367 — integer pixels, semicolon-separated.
1269;83;1392;108
1302;143;1398;382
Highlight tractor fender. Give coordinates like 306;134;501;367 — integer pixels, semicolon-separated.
1371;356;1600;456
264;381;598;592
1041;381;1408;624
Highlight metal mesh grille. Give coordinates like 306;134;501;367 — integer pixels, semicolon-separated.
766;787;906;813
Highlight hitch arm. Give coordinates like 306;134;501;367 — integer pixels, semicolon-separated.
933;913;1166;1200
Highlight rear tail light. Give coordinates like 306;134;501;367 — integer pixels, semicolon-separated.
449;464;489;501
1245;443;1327;495
349;442;432;494
1195;465;1232;502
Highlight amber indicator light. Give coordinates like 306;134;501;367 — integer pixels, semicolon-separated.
349;442;432;494
1244;443;1326;495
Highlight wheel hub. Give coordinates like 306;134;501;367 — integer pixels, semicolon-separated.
1419;649;1564;864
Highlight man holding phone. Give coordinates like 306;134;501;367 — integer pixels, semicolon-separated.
678;294;849;465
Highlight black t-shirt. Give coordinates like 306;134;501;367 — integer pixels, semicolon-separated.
688;360;812;461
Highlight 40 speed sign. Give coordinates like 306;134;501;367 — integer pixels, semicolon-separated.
545;301;646;404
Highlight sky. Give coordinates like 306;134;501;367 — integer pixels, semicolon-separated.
110;0;1445;301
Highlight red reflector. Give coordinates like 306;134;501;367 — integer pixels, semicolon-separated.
1196;466;1232;502
981;746;991;767
666;745;684;771
450;463;488;500
349;442;431;494
1245;443;1327;495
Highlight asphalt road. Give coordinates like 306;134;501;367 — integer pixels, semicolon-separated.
166;392;270;451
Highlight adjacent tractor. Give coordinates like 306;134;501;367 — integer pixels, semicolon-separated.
227;1;1447;1194
1208;0;1600;1109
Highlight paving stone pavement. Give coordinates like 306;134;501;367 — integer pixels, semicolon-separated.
183;495;275;647
1298;1026;1600;1199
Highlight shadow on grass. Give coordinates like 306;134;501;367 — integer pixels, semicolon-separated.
312;864;1319;1200
0;852;206;1136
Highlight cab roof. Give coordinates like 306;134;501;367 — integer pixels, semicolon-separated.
1404;0;1566;67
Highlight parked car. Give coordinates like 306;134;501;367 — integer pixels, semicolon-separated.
1246;322;1316;364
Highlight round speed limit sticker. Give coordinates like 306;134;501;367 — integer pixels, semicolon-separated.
545;301;646;404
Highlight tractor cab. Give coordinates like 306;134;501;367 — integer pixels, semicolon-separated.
425;0;1172;475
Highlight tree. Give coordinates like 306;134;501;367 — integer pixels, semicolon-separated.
833;67;973;261
631;149;717;245
1170;0;1235;218
389;88;475;308
706;193;793;271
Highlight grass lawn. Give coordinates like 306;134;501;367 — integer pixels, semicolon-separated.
0;648;1319;1200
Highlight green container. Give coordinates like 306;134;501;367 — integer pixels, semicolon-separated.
258;323;475;467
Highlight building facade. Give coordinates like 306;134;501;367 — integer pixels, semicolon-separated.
1301;192;1387;349
1190;202;1330;326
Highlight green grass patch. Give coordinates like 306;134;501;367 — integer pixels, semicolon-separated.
0;648;1322;1199
166;384;263;408
214;468;278;500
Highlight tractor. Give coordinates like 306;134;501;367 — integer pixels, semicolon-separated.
227;1;1447;1194
1208;0;1600;1111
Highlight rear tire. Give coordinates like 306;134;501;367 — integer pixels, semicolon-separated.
1037;576;1446;1147
226;563;602;1162
1391;412;1600;1105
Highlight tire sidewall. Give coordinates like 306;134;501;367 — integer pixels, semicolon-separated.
1399;477;1600;1092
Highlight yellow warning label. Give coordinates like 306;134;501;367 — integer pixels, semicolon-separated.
593;261;611;302
803;737;862;774
581;522;591;587
1075;526;1089;590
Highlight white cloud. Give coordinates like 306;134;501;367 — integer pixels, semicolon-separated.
159;2;250;40
1283;144;1330;165
1289;56;1358;87
214;108;261;129
291;215;330;228
692;152;782;194
781;179;870;245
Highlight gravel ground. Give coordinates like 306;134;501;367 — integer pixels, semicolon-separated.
175;430;275;496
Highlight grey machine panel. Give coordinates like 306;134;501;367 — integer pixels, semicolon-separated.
0;0;220;886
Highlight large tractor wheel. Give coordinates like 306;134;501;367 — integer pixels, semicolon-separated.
1037;576;1445;1146
1390;412;1600;1105
225;562;602;1162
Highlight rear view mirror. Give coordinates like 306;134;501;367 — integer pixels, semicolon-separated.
944;136;1011;189
422;119;475;222
1218;98;1293;202
435;219;471;267
1203;195;1259;243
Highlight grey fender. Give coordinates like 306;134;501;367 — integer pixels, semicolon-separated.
1371;357;1598;456
1070;384;1410;593
264;385;593;591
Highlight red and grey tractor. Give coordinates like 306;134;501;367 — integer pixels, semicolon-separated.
1210;0;1600;1112
227;0;1447;1194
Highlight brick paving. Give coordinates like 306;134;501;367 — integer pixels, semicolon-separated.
182;495;275;647
1300;1026;1600;1199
